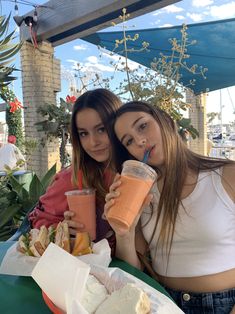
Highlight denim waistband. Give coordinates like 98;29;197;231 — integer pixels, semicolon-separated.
164;286;235;313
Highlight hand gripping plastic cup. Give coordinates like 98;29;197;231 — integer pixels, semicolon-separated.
65;189;96;241
106;160;157;231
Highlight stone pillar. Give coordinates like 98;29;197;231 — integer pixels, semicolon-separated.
20;41;61;176
186;89;207;156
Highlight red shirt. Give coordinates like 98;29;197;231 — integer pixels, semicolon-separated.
29;167;116;254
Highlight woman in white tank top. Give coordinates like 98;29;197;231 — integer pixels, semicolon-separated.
105;101;235;314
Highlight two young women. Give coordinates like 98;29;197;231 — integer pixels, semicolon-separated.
105;101;235;314
29;89;122;251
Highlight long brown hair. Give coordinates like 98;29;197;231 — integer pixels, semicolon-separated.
70;89;122;203
111;101;235;253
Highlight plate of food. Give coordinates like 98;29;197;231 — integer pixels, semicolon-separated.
0;222;111;276
42;275;152;314
17;222;92;257
40;267;183;314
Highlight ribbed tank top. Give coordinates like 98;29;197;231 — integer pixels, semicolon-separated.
141;169;235;277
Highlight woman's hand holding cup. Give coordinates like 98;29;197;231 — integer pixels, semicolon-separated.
104;173;153;237
63;210;85;236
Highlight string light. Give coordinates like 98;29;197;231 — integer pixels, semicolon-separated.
1;0;51;9
14;0;19;16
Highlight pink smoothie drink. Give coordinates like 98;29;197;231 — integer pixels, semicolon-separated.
107;160;157;231
65;189;96;240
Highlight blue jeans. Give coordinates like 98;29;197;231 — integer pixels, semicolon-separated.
164;286;235;314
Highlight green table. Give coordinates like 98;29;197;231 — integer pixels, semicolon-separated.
0;241;169;314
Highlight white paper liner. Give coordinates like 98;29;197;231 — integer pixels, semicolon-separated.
32;244;183;314
86;265;184;314
0;239;111;276
42;264;184;314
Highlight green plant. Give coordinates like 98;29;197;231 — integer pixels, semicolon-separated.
23;138;38;164
35;98;74;168
82;9;205;138
0;15;21;90
1;87;25;149
0;164;56;241
109;11;205;138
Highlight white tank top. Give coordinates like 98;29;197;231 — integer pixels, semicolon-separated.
141;169;235;277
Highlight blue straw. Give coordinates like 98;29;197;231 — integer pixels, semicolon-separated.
142;150;150;163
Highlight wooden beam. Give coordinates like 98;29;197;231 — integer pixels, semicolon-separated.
19;0;181;47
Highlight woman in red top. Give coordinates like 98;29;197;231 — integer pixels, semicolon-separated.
29;88;122;250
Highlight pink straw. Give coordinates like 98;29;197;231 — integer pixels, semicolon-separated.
78;170;83;190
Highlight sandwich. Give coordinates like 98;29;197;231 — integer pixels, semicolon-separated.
54;221;71;253
72;231;92;256
18;229;39;256
17;222;70;257
18;223;93;257
30;225;48;256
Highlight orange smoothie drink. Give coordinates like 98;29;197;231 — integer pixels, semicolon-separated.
65;189;96;240
107;160;157;231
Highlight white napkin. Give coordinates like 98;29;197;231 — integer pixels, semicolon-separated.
67;265;184;314
32;243;90;313
78;239;111;267
66;293;88;314
0;239;111;276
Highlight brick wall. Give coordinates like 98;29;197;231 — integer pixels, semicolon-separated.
20;41;61;177
186;90;207;156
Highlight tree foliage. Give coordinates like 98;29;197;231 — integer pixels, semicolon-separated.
0;15;21;92
35;98;73;168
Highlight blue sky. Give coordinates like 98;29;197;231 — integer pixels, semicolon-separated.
1;0;235;124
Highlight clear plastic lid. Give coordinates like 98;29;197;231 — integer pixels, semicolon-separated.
121;160;157;181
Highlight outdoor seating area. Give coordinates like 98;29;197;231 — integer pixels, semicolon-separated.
1;0;235;313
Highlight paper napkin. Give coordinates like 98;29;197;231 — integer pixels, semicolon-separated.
32;243;90;312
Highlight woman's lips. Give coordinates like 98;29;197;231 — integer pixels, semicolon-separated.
148;145;155;158
93;148;108;154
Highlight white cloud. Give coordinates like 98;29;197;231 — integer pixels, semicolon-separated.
186;12;204;22
163;4;184;13
100;50;139;71
100;51;121;61
152;4;183;15
86;56;98;63
66;48;146;75
66;56;114;73
150;19;161;25
209;2;235;19
152;10;163;16
82;62;114;72
176;15;186;20
66;59;78;64
192;0;214;7
159;23;174;28
73;44;87;51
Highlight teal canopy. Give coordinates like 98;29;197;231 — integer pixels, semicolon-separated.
82;18;235;95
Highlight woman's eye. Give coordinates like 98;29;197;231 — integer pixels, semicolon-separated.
126;138;133;147
78;131;87;138
98;127;106;134
139;122;147;131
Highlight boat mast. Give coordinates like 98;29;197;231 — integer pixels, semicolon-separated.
220;89;223;142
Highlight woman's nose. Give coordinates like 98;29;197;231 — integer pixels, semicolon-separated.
89;134;99;146
136;137;146;146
